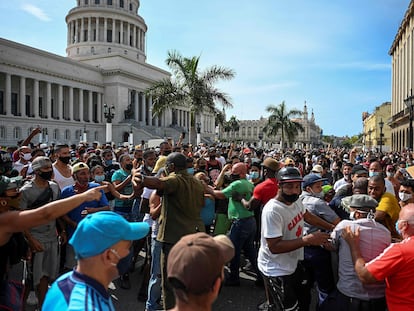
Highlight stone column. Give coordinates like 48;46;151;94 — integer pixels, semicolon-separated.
137;28;141;50
75;19;79;42
120;21;124;44
134;91;139;121
88;90;93;122
149;95;154;126
58;84;63;120
133;25;136;48
104;18;107;42
80;17;84;42
95;17;99;41
69;86;74;121
79;89;84;122
33;79;39;118
88;17;91;41
127;23;130;46
112;19;116;43
5;73;11;116
46;82;52;119
97;93;102;123
19;76;26;117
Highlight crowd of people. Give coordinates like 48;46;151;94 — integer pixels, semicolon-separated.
1;130;414;311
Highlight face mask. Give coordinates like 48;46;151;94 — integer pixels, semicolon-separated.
186;167;195;175
399;192;413;202
22;153;32;161
94;175;105;183
386;172;394;178
250;171;260;179
311;190;325;199
349;211;356;220
125;164;133;171
281;192;299;203
231;174;240;181
163;150;172;156
110;249;131;276
59;156;71;164
369;171;379;178
395;220;402;236
146;166;153;172
105;159;113;166
38;171;53;181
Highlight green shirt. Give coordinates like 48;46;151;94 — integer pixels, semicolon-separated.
157;170;205;244
222;178;254;220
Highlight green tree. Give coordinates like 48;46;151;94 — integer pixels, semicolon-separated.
146;50;235;143
224;115;240;139
263;101;304;148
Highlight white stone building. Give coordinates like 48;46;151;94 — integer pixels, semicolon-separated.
0;0;216;146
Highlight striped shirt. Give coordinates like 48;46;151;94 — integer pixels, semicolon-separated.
43;270;115;311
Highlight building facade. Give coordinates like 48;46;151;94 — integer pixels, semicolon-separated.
389;0;414;151
0;0;216;146
362;102;391;152
221;102;322;149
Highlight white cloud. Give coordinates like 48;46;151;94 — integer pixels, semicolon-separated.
21;4;51;22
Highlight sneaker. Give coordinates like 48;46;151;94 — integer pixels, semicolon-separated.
108;281;116;290
27;291;38;305
119;274;131;289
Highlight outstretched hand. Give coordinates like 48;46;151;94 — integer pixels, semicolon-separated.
83;185;107;201
341;225;360;246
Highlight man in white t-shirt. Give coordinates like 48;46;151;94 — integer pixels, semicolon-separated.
258;167;334;311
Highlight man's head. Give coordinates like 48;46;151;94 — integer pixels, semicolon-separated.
119;154;133;172
261;157;279;178
231;162;247;179
69;211;149;279
160;142;172;156
352;177;368;194
348;194;378;220
32;156;53;181
276;167;303;205
55;144;71;165
368;175;386;201
167;232;234;302
165;152;187;174
72;162;90;185
351;164;368;182
395;203;414;239
302;174;327;198
342;162;354;181
399;179;414;204
18;146;32;163
284;158;295;167
369;161;383;178
311;164;323;177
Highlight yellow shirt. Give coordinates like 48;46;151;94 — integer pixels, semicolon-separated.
377;192;400;223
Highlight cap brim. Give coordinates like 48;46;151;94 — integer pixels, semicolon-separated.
125;222;150;241
280;179;303;183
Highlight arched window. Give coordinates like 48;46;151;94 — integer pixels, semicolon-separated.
13;127;21;140
53;129;59;141
65;129;71;140
0;126;5;139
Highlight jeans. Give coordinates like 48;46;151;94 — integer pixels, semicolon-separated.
131;198;145;222
228;216;259;281
146;238;162;311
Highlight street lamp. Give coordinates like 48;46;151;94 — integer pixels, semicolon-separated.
404;89;414;151
379;118;384;153
129;124;133;146
196;122;201;146
103;103;115;144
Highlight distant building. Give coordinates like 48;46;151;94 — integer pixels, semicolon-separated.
389;0;414;151
221;102;322;149
0;0;216;146
362;102;391;152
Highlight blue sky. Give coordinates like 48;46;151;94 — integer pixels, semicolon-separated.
0;0;411;136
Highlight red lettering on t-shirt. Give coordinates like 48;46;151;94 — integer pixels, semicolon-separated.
287;211;304;231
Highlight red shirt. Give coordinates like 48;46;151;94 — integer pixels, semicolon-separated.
253;177;279;205
366;237;414;311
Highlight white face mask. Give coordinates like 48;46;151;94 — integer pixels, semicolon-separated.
22;153;32;161
349;211;356;220
311;190;324;199
399;192;413;202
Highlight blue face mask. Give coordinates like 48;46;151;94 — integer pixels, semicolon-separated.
369;171;379;178
105;159;113;166
187;167;195;175
94;175;105;183
250;171;260;179
395;220;403;236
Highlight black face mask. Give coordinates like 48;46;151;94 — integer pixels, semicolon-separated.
116;252;131;275
281;192;299;203
59;156;71;164
231;174;240;181
38;171;53;181
163;150;172;156
125;163;133;171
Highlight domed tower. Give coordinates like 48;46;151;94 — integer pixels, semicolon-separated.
65;0;147;64
303;100;308;120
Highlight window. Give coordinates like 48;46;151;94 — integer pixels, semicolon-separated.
107;30;112;42
120;0;124;8
107;0;112;4
94;131;99;141
84;30;88;41
85;0;88;4
25;95;31;117
13;127;21;140
95;0;100;4
39;97;43;117
129;3;133;10
0;91;4;115
53;129;59;141
0;126;5;139
65;129;71;140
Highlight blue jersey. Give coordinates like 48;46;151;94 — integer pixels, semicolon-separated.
43;270;115;311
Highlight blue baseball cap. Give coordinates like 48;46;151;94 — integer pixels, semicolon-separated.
302;174;327;189
69;211;149;259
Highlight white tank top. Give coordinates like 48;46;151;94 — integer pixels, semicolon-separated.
53;165;74;190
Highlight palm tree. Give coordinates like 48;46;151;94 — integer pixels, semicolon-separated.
263;101;304;148
224;115;240;140
146;50;235;143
